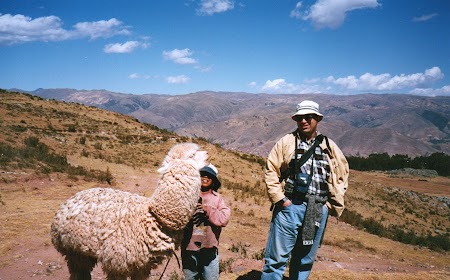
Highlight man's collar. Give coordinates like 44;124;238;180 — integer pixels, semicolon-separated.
296;130;320;143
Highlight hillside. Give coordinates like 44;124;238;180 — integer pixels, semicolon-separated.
0;90;449;279
21;88;450;157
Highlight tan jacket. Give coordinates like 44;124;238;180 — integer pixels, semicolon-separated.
265;131;349;217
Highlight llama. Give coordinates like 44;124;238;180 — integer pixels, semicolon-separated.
51;143;208;279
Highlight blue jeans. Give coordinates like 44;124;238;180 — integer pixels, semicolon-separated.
261;202;328;280
182;247;219;280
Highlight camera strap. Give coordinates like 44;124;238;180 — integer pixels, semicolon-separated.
294;133;324;171
290;133;324;196
278;133;326;184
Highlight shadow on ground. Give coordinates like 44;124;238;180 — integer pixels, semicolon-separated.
236;270;289;279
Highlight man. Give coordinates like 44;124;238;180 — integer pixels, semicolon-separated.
261;100;349;280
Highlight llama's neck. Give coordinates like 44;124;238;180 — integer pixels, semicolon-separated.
149;163;201;231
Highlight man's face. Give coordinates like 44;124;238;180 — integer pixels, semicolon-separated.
293;114;320;136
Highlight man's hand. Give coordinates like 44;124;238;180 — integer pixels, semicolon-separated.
277;197;292;208
282;199;292;207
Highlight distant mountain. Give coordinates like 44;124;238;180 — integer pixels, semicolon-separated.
21;88;450;157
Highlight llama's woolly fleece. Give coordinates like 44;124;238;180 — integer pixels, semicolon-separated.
50;142;208;278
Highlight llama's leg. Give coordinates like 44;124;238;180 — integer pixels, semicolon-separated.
106;273;127;280
65;253;96;280
131;268;151;280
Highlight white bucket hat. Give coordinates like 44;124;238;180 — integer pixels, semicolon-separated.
292;100;323;119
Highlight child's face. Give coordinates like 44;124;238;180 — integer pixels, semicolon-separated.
201;175;213;188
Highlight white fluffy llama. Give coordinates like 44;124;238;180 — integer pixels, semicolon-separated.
51;143;208;280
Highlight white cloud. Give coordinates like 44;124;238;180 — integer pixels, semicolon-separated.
194;65;213;72
128;73;156;80
72;18;130;39
261;78;324;94
166;75;190;84
328;67;444;91
294;0;380;29
128;73;152;79
290;2;303;19
163;48;198;64
409;85;450;97
262;79;293;91
103;41;149;53
129;73;140;79
0;14;69;44
260;67;446;95
412;13;438;22
197;0;234;16
0;13;130;45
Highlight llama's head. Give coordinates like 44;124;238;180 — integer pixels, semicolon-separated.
158;143;209;174
150;143;209;230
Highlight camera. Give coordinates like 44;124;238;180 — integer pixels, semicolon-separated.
295;173;311;187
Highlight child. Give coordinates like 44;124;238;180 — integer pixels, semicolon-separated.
181;164;231;280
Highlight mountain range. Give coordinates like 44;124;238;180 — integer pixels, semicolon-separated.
18;88;450;157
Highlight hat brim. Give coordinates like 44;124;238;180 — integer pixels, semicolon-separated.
211;178;221;191
292;109;323;118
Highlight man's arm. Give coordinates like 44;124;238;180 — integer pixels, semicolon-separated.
265;136;293;205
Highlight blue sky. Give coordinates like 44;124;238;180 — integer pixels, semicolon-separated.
1;0;449;96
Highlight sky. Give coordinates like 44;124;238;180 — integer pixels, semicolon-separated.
1;0;449;96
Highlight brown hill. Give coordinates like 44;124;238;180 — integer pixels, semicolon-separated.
23;88;450;157
0;90;449;279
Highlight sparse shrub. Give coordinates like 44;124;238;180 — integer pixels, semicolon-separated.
229;242;248;258
47;122;55;131
81;149;89;157
23;136;39;148
0;143;14;167
168;271;180;280
115;157;125;164
252;248;265;260
94;142;102;150
78;136;86;145
0;139;110;184
68;124;76;132
219;258;234;274
94;152;104;159
341;208;450;252
222;178;265;198
323;237;376;252
230;243;239;253
67;173;79;181
96;167;113;185
10;125;27;132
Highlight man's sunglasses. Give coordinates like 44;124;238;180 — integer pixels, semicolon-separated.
293;114;316;122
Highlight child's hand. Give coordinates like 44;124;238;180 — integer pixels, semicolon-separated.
193;209;208;226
